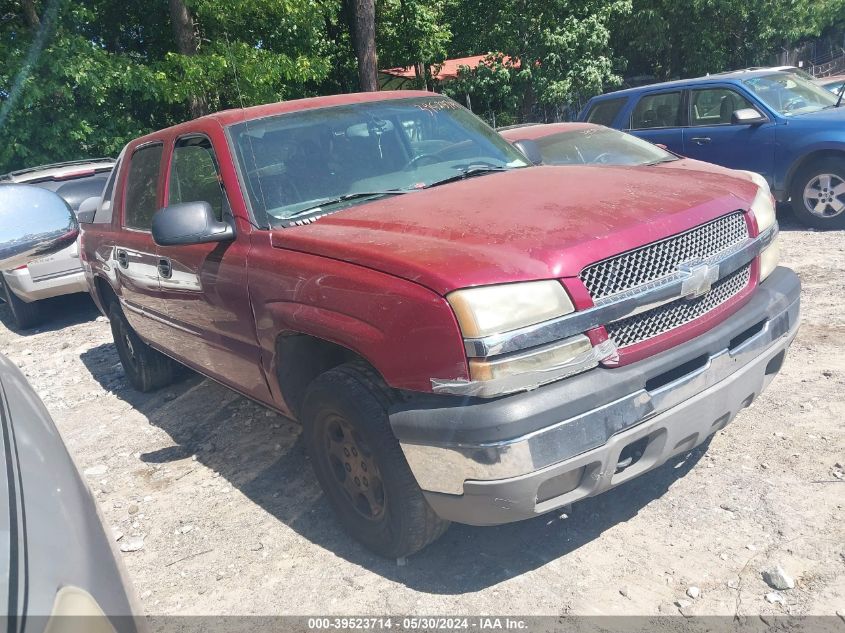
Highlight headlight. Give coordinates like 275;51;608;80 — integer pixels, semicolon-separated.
469;335;593;382
759;233;781;281
745;174;779;281
447;280;574;338
741;170;769;193
750;186;777;233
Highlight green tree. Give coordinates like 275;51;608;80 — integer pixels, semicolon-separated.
616;0;843;80
442;0;631;124
0;0;334;172
377;0;451;89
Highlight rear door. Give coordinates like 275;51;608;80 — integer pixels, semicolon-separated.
112;142;168;340
682;85;776;179
155;134;266;397
627;90;686;154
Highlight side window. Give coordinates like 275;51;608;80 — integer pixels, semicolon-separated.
124;144;163;230
168;136;226;221
690;88;755;126
585;98;626;126
630;92;682;130
92;155;122;224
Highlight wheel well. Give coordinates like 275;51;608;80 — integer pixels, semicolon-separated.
94;276;119;312
787;150;845;194
274;334;370;420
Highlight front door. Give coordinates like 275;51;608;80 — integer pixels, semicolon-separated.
682;86;776;181
155;135;267;399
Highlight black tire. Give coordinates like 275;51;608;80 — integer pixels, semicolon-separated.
790;157;845;230
302;362;449;558
1;276;43;330
109;304;180;392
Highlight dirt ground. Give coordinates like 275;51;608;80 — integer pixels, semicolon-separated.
1;215;843;619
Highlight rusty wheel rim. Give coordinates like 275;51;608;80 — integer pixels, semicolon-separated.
323;414;385;521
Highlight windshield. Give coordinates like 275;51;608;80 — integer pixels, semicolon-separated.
533;127;677;166
229;96;528;223
744;73;837;116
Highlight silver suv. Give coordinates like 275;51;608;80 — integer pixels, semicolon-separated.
0;158;114;328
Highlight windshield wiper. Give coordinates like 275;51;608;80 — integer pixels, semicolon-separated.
836;82;845;108
643;157;679;166
284;190;412;219
424;165;512;189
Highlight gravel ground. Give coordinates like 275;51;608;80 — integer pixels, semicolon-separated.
1;216;843;618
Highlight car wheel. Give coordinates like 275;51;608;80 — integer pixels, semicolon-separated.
790;158;845;229
302;361;449;558
1;276;43;330
109;304;180;392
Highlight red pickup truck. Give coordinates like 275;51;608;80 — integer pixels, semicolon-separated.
80;91;800;557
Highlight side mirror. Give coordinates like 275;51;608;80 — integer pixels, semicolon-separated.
76;196;100;224
0;184;79;270
152;201;234;247
732;108;767;126
511;139;543;165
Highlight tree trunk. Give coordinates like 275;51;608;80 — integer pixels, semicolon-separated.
168;0;208;117
351;0;378;91
21;0;40;28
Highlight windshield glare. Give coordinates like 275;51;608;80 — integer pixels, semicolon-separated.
229;97;528;223
744;73;837;116
535;127;676;166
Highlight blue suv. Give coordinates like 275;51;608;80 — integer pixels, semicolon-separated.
579;69;845;229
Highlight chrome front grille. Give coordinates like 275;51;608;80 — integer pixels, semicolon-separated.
581;212;749;301
605;264;751;348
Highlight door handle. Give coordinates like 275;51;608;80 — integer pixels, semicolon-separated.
116;249;128;268
157;257;172;279
691;136;711;145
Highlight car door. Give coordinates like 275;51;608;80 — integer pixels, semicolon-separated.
682;86;776;180
155;134;267;397
626;90;685;154
112;142;169;341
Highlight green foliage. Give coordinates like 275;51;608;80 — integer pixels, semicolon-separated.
377;0;450;74
442;0;630;125
0;0;334;172
2;0;845;172
616;0;844;79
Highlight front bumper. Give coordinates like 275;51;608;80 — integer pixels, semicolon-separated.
4;266;88;302
391;267;800;525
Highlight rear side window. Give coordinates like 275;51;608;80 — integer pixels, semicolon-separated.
585;98;626;126
168;136;226;221
124;144;163;230
631;92;682;129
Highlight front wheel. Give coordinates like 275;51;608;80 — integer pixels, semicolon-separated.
790;158;845;229
109;304;180;392
302;362;449;558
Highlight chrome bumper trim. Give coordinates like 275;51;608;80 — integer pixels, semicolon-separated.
463;223;778;358
431;338;617;398
405;289;797;494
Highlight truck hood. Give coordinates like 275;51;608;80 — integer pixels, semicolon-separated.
270;165;758;296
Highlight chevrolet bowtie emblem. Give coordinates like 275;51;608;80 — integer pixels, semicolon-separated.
679;262;720;299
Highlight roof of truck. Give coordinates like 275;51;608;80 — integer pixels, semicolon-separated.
205;90;436;126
